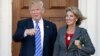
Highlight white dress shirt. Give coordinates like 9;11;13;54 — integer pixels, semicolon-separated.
33;18;44;49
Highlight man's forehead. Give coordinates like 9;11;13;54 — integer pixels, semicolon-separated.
30;4;43;8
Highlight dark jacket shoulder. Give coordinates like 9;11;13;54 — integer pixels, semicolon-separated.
79;27;88;34
44;19;56;26
17;18;32;23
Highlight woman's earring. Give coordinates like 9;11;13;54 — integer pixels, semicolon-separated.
76;19;78;21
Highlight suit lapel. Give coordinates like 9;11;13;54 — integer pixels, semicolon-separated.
43;19;49;48
27;18;35;45
68;27;81;49
27;18;34;28
60;26;67;50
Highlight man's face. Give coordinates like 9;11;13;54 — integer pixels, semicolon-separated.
29;4;44;21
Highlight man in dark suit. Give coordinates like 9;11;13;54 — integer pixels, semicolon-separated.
13;0;57;56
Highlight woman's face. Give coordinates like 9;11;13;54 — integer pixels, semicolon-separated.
65;11;78;26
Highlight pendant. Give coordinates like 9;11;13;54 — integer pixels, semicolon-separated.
67;36;70;40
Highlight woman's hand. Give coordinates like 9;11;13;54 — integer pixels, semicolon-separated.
75;40;82;49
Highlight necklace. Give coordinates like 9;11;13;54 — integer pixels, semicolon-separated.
67;36;70;40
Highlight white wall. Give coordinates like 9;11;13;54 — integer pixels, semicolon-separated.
0;0;99;56
0;0;12;56
79;0;97;56
78;0;87;29
96;0;100;56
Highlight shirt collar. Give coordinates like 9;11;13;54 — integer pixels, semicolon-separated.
33;18;43;24
32;18;43;24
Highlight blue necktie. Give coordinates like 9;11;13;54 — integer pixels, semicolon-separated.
35;21;42;56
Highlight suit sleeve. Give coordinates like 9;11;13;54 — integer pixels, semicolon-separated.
13;21;26;42
52;24;57;46
78;29;95;55
49;24;57;56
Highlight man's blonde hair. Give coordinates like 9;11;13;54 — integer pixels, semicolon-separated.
29;0;44;9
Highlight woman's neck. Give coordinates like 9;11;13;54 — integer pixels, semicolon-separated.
67;25;76;34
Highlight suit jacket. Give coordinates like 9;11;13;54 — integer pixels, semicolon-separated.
13;18;57;56
53;26;95;56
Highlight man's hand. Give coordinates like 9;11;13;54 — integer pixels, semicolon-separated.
25;28;36;36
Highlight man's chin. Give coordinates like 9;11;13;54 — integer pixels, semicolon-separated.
33;18;41;21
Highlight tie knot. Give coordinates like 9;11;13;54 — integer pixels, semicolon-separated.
35;21;39;25
35;21;40;30
35;20;39;23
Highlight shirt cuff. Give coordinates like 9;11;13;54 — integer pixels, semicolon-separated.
24;30;27;37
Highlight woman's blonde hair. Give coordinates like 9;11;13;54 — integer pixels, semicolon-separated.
65;6;86;26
